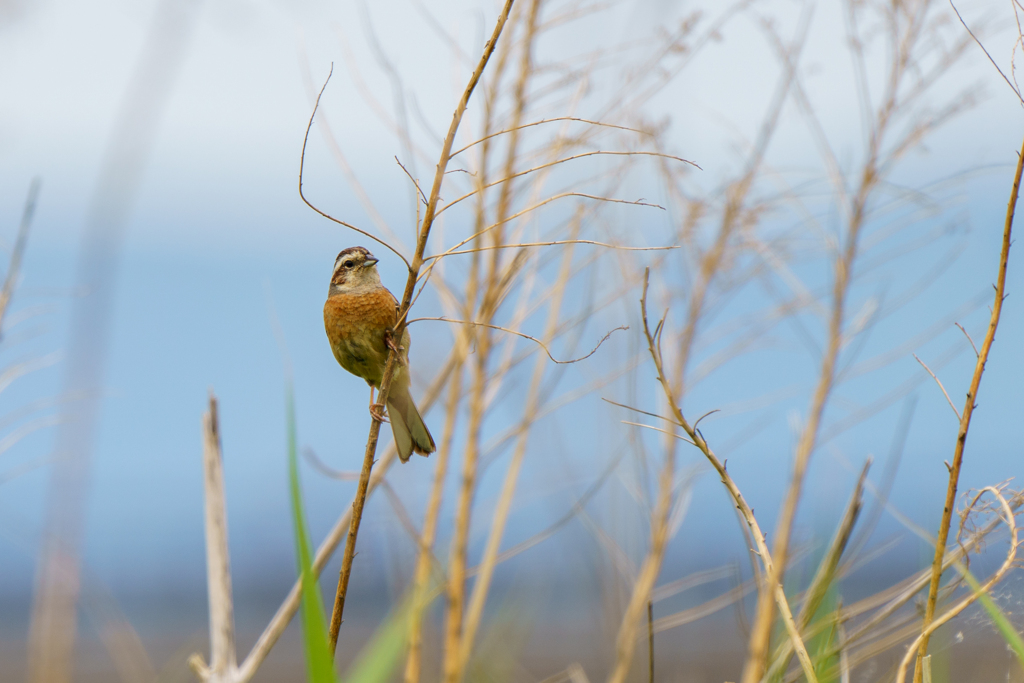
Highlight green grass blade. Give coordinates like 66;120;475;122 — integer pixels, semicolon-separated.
959;565;1024;670
287;384;339;683
342;594;413;683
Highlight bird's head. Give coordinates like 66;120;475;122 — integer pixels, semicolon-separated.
330;246;381;294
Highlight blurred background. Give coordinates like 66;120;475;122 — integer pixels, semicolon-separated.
0;0;1022;681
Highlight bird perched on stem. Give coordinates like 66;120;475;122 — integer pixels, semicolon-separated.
323;246;435;462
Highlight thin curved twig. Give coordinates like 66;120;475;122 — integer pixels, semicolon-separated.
0;178;40;337
602;397;682;427
621;421;697;448
297;65;411;269
954;322;979;358
436;150;698;216
949;1;1024;105
407;317;625;364
426;239;678;259
409;192;667;311
395;156;428;206
912;353;960;421
449;116;653;159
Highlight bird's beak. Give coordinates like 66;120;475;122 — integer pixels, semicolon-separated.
363;256;379;267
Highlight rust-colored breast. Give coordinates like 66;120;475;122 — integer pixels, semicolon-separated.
324;288;397;337
324;287;399;386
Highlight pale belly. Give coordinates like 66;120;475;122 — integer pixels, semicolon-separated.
331;332;389;387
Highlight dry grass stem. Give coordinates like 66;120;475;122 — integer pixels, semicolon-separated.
608;272;817;683
427;239;677;258
953;322;979;357
912;353;961;421
404;339;472;683
322;0;518;656
900;487;1020;683
410;317;624;365
187;394;238;682
443;3;541;679
466;448;626;577
0;178;39;336
418;191;668;282
436;149;696;216
449;116;650;158
458;226;580;673
949;0;1024;104
326;396;390;653
652;578;755;633
911;131;1023;682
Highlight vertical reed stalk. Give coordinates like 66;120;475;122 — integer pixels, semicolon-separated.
633;271;819;683
442;4;539;681
187;393;240;683
458;218;577;672
743;4;936;677
911;131;1022;683
403;345;470;683
202;395;237;676
606;429;674;683
325;0;518;654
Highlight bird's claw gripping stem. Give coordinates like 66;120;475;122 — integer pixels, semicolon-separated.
384;328;407;366
369;402;389;423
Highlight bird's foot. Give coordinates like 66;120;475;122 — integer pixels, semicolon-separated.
384;329;407;365
369;402;389;423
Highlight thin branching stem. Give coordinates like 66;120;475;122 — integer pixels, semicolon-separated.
912;353;961;421
609;271;817;683
409;317;624;365
326;0;518;656
459;222;579;672
449;116;650;158
911;131;1022;682
436;149;697;216
443;2;539;678
0;178;40;337
404;349;468;683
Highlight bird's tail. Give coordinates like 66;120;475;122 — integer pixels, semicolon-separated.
387;386;435;462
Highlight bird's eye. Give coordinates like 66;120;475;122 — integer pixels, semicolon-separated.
344;260;355;268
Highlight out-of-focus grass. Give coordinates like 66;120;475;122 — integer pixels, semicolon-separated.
287;384;338;683
807;586;840;683
343;597;413;683
287;383;410;683
960;565;1024;672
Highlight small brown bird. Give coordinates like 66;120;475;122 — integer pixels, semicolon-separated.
323;246;435;462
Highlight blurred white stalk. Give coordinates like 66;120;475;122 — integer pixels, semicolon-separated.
27;1;202;679
188;394;239;682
